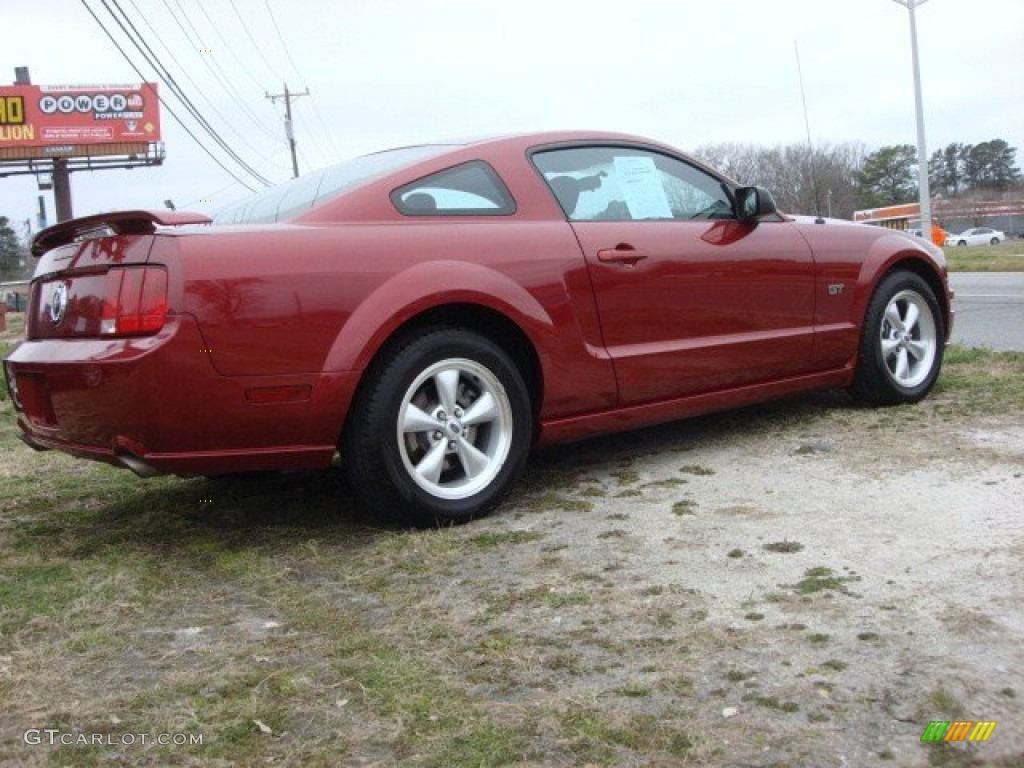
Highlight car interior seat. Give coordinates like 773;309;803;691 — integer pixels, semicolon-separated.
547;176;580;218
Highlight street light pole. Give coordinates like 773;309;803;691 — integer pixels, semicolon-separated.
892;0;932;235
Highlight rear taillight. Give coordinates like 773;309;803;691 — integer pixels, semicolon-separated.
101;267;168;335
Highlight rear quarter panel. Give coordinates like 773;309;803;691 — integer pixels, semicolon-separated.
170;219;619;421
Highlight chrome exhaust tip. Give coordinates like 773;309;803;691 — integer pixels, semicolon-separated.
117;453;162;478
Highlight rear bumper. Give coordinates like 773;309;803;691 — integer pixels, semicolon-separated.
5;314;357;475
15;429;337;476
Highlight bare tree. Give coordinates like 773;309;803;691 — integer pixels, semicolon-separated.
692;142;869;219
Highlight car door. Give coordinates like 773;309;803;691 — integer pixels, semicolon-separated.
533;144;816;405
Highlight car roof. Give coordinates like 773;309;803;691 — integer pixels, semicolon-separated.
215;131;700;226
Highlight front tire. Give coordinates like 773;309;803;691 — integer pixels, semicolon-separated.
342;328;532;527
850;270;944;406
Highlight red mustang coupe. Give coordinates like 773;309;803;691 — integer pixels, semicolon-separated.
4;132;952;525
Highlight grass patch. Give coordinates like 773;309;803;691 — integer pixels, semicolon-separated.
927;686;964;716
615;683;652;698
944;240;1024;272
784;566;861;596
546;591;590;608
559;705;696;762
933;346;1024;415
611;469;640;485
0;563;82;635
671;500;697;516
742;694;799;713
679;464;715;476
727;548;745;559
469;530;544;549
763;540;804;554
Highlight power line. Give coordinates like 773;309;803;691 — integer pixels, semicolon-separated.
193;0;269;93
125;0;286;171
162;0;281;142
229;0;285;83
263;0;303;86
98;0;272;186
294;110;330;167
79;0;259;191
264;0;340;160
179;178;250;210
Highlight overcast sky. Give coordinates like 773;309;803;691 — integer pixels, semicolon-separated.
2;0;1022;236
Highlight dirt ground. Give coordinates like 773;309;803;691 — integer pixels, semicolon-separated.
485;395;1024;765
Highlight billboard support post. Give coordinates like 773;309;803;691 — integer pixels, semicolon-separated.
53;158;72;222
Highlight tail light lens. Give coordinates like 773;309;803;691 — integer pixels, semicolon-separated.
101;267;168;336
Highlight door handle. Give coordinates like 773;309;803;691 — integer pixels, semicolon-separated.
596;245;648;266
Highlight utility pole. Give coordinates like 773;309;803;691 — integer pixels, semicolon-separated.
265;83;309;179
891;0;932;235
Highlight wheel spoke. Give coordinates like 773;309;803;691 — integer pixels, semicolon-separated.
907;339;930;362
884;303;904;332
401;404;437;434
893;348;910;380
461;391;497;426
415;440;448;485
455;437;491;479
903;302;920;334
434;370;459;416
881;337;900;358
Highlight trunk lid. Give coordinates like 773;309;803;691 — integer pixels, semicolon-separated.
28;210;210;340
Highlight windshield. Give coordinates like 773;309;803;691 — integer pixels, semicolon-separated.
212;144;456;224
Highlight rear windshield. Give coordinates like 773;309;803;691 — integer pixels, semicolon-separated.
212;144;455;225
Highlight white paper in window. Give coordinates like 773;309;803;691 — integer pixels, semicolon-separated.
613;156;672;219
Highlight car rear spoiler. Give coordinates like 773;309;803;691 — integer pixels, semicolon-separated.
31;210;212;257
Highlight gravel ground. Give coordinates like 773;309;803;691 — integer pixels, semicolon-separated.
472;392;1024;766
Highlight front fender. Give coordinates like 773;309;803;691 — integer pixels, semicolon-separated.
853;234;950;333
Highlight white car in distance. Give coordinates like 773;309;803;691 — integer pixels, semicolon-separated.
945;227;1005;247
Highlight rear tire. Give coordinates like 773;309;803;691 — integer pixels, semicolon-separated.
990;237;999;245
342;328;532;527
850;270;944;406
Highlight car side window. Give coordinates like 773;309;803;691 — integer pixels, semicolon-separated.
532;146;734;222
392;161;516;216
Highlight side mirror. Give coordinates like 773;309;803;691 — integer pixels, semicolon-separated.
734;186;778;223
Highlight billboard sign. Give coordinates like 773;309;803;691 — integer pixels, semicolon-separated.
0;83;161;160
